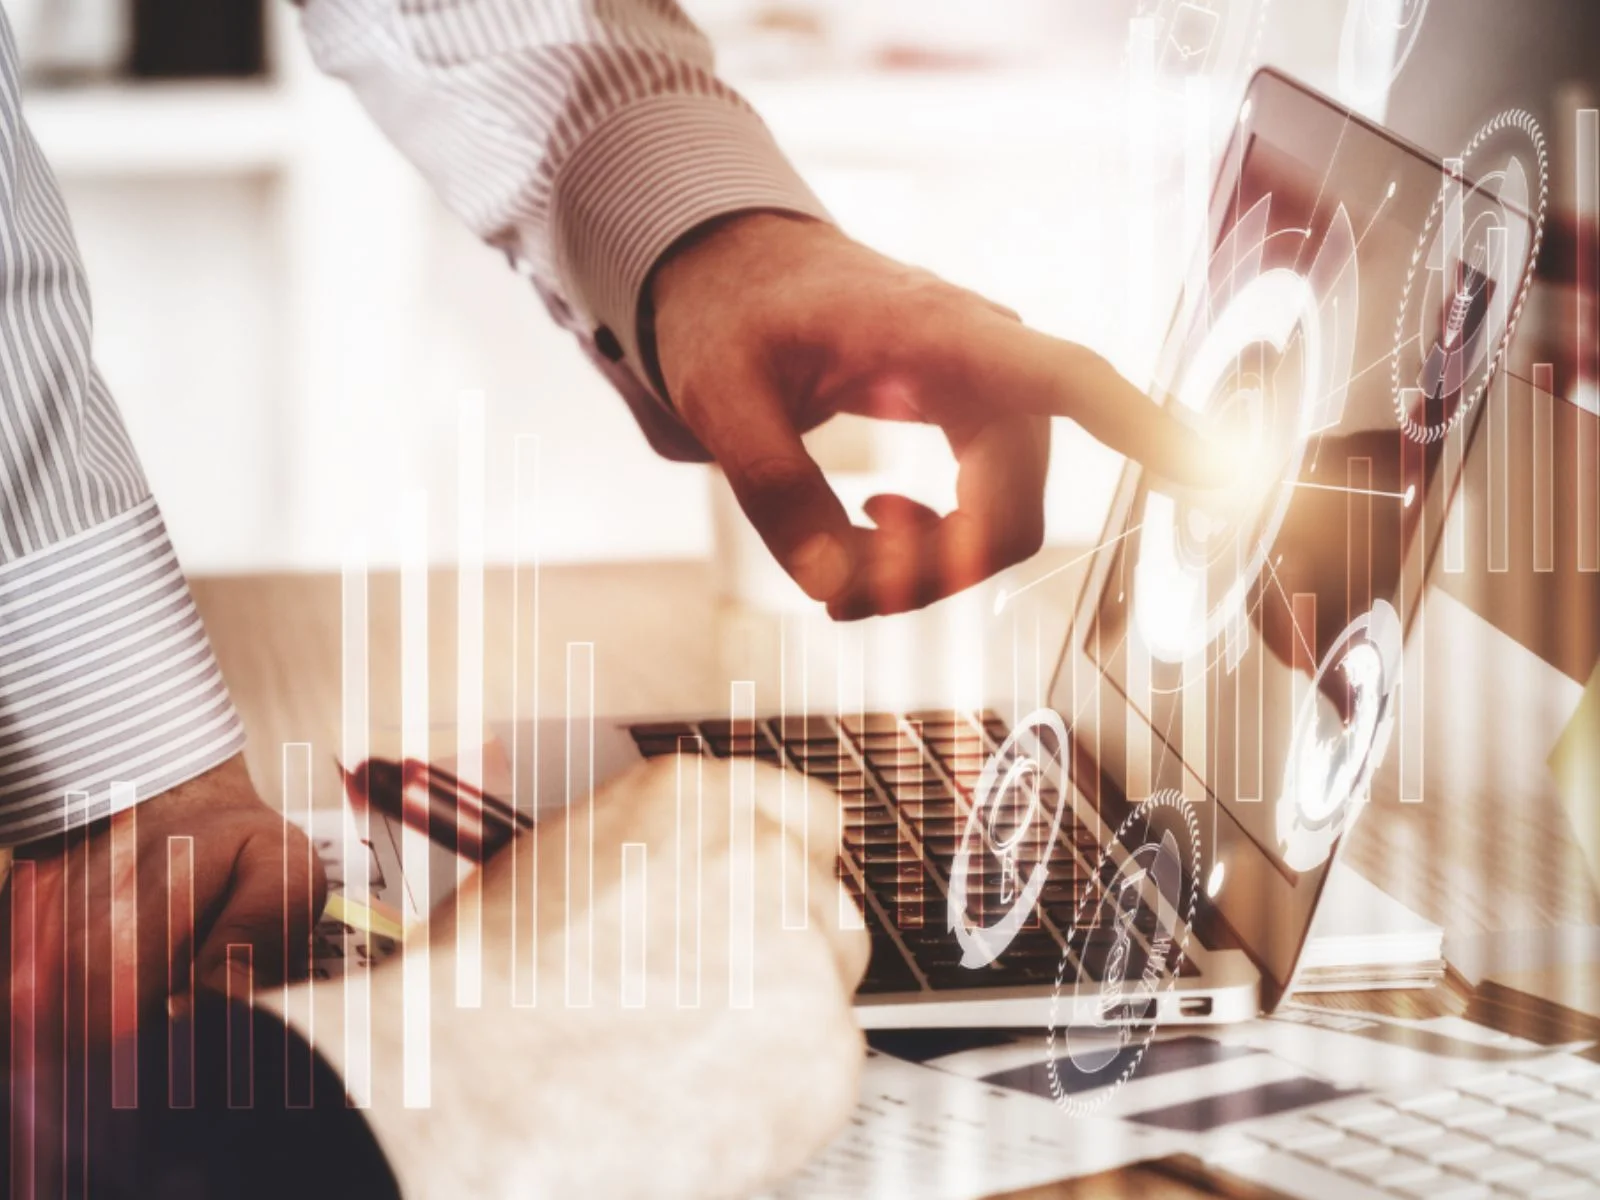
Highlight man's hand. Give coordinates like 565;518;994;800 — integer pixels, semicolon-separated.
275;757;869;1200
5;753;326;1045
651;212;1228;619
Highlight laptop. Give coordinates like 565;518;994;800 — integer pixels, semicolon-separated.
515;69;1536;1032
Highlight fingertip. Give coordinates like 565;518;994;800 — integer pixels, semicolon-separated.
862;493;943;531
788;532;854;602
1179;432;1245;490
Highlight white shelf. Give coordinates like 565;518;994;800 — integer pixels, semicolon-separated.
24;80;295;177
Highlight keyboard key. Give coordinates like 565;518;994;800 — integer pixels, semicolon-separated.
1324;1100;1402;1130
1529;1130;1600;1168
1367;1112;1448;1146
1509;1092;1600;1124
1255;1117;1347;1151
708;737;772;758
1449;1146;1541;1182
872;766;949;790
864;861;927;886
1477;1112;1566;1147
1399;1092;1503;1128
1554;1110;1600;1139
1320;1138;1394;1171
862;744;932;766
1516;1059;1600;1087
1372;1159;1446;1190
841;827;905;852
1200;1134;1272;1166
841;713;904;736
1341;1148;1409;1183
1413;1130;1497;1165
1461;1072;1566;1107
770;716;839;744
1403;1182;1490;1200
783;742;849;765
1491;1165;1591;1197
817;772;871;795
630;721;695;739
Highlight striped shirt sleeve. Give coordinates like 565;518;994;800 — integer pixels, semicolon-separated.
298;0;832;461
0;13;244;845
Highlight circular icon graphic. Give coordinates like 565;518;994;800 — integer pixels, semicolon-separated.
1046;790;1201;1115
1275;600;1403;871
947;709;1071;969
1391;109;1548;445
1338;0;1432;109
1133;200;1360;676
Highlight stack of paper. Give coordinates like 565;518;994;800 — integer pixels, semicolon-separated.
1295;861;1446;993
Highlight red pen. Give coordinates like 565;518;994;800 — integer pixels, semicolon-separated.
340;757;530;862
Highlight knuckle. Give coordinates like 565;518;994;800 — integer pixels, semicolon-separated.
734;454;824;516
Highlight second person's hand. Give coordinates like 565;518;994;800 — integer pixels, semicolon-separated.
649;212;1230;619
270;756;869;1199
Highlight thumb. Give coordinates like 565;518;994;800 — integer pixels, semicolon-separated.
685;363;858;603
193;834;323;998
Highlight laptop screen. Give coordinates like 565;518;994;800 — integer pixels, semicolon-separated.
1055;68;1537;1007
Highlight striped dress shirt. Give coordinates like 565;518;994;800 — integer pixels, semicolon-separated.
299;0;832;460
0;0;821;842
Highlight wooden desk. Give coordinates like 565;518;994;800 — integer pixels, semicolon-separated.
191;555;1599;1199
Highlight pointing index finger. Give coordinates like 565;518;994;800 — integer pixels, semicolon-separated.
992;324;1237;490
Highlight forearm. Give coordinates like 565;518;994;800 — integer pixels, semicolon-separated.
0;8;242;845
297;0;830;459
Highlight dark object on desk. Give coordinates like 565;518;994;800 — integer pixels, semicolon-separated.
131;0;265;77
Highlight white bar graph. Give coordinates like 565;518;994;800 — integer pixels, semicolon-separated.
565;642;595;1008
1126;17;1158;373
456;391;486;1009
340;528;372;1102
1534;364;1556;574
511;436;542;1008
1127;635;1153;804
1399;418;1427;805
226;944;254;1109
167;836;195;1109
11;860;37;1181
399;489;431;1107
780;618;808;932
729;681;757;1009
1580;110;1598;573
110;784;138;1109
836;628;867;934
281;744;315;1107
621;843;648;1009
1184;75;1212;267
676;740;703;1009
1487;226;1511;574
1181;648;1208;807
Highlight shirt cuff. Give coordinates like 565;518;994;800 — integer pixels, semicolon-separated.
0;498;245;846
547;90;832;411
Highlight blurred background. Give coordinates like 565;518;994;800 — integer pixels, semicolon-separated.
12;0;1370;586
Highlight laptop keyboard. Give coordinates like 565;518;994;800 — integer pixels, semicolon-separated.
628;710;1200;998
1210;1059;1600;1197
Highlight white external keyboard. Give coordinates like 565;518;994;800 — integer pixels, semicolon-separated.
1203;1056;1600;1199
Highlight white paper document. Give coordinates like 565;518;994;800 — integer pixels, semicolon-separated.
765;1051;1179;1200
